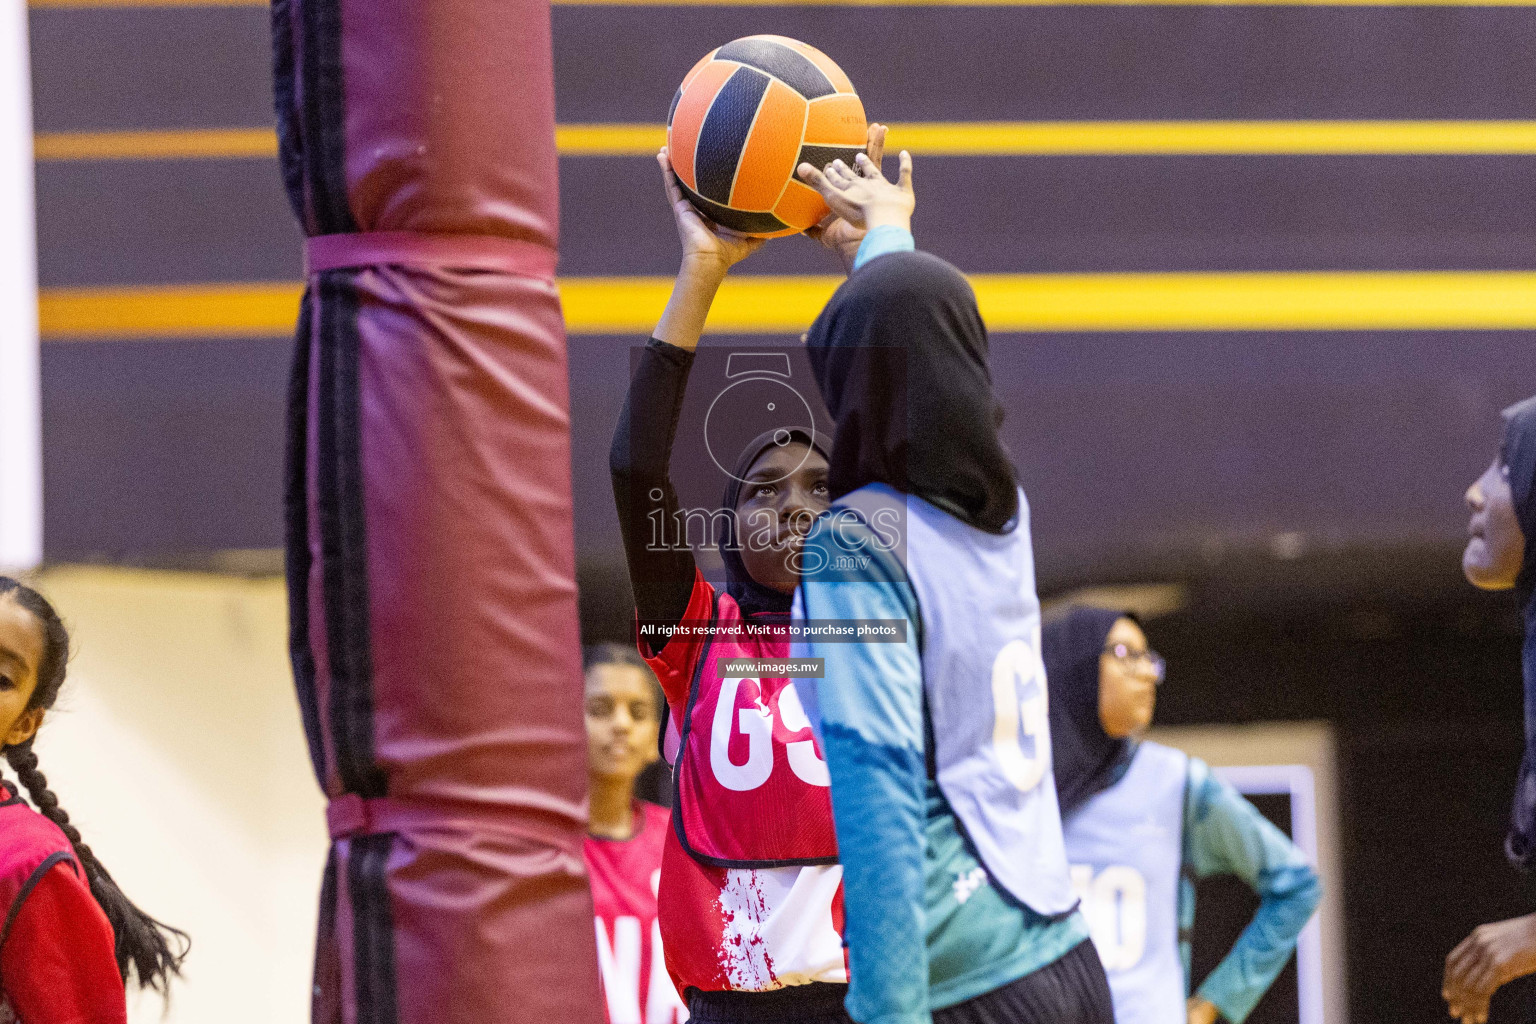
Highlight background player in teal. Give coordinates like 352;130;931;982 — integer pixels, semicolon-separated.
791;151;1114;1024
1045;607;1321;1024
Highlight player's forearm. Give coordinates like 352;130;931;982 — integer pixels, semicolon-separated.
800;530;933;1024
822;723;933;1024
653;257;727;350
1186;762;1322;1022
609;338;700;632
1195;862;1321;1023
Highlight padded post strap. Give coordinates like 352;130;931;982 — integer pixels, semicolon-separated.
325;793;582;849
305;231;558;281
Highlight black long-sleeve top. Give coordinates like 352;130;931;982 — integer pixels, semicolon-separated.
609;338;703;634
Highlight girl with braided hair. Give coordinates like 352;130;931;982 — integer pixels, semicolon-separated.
0;577;186;1023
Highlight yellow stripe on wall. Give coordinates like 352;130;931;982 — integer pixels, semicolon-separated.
29;0;1536;7
552;0;1536;5
32;128;279;162
40;283;305;339
557;121;1536;156
557;124;668;155
894;120;1536;155
30;0;259;6
971;271;1536;332
34;122;1536;161
37;272;1536;338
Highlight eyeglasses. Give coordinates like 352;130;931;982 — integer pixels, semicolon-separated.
1102;643;1166;684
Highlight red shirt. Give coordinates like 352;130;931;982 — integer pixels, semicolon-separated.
641;574;847;995
0;789;125;1024
585;802;688;1023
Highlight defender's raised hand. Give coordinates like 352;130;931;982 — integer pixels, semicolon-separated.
796;143;914;234
805;123;891;273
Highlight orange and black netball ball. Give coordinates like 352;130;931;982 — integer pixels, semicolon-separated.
666;36;868;238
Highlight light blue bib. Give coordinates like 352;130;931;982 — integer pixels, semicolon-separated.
1064;740;1189;1024
837;484;1078;917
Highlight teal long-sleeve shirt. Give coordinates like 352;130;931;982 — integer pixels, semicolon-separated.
794;511;1087;1024
1178;757;1322;1023
853;224;916;269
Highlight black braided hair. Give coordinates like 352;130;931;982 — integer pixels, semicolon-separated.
0;577;188;991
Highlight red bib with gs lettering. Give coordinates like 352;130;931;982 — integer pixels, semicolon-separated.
648;581;838;867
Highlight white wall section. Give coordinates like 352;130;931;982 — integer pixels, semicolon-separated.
0;0;41;571
30;568;328;1024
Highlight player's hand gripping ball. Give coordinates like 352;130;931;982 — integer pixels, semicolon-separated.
667;36;868;238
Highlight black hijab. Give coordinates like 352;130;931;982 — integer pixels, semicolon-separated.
804;250;1020;534
718;427;829;619
1044;607;1138;818
1499;395;1536;870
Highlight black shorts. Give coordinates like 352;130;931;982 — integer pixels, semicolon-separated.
934;939;1115;1024
684;939;1112;1024
685;982;855;1024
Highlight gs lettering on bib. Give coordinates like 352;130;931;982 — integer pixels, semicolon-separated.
671;590;839;867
